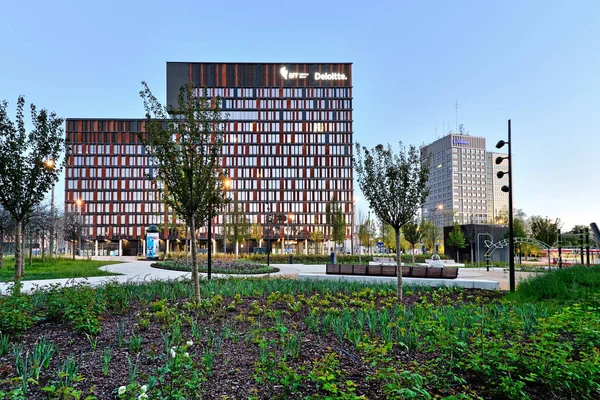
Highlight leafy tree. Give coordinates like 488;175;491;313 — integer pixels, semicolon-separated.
0;206;16;270
379;221;395;252
140;82;227;301
403;219;421;266
358;215;377;254
562;225;588;247
447;222;467;262
326;195;346;250
354;142;430;300
530;216;561;247
226;200;251;258
250;222;263;248
504;210;530;264
0;97;67;279
420;219;438;254
309;229;324;254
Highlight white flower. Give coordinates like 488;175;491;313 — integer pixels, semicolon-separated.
140;385;148;393
186;340;193;346
118;386;126;395
170;348;177;358
138;394;148;400
184;352;189;357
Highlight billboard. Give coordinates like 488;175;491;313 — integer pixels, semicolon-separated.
146;232;160;259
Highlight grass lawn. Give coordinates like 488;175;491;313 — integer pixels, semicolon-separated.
0;256;122;281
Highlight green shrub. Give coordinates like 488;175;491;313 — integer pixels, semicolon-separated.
44;282;103;335
0;282;39;334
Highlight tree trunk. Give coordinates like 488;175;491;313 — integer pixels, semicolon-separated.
470;244;474;264
235;240;239;258
28;231;33;267
41;233;45;262
190;218;200;302
456;250;459;262
72;241;75;260
411;244;415;266
0;232;4;270
14;220;23;279
395;227;403;301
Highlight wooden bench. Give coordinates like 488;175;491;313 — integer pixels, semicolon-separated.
325;264;458;279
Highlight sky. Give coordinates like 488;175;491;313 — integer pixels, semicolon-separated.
1;0;599;231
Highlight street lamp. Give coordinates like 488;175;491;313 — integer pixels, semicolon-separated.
75;198;84;257
45;159;55;257
495;119;515;291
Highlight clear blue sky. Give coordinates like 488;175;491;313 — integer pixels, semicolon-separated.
1;0;599;231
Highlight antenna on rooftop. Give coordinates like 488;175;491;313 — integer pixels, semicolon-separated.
455;100;458;133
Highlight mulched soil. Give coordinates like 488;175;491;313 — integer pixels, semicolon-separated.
0;288;512;399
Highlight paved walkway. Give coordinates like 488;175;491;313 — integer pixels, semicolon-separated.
0;258;532;294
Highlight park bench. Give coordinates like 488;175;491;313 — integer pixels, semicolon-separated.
326;264;458;279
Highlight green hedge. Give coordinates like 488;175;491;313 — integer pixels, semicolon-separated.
240;253;449;264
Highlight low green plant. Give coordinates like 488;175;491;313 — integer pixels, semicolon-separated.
0;282;38;334
128;334;143;354
31;337;55;380
102;347;111;376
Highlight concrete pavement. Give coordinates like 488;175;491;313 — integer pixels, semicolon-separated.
0;258;529;294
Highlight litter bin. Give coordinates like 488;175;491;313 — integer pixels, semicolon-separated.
330;251;337;264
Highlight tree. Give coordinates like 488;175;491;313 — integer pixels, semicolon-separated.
0;97;67;279
354;142;430;300
226;200;251;258
403;219;421;266
447;222;467;262
62;211;82;260
140;82;227;302
326;195;346;251
0;206;16;270
530;216;561;247
250;222;263;248
379;221;395;252
420;219;438;254
309;229;324;254
358;215;377;254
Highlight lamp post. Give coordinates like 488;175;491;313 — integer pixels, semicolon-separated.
75;198;83;258
45;159;55;257
495;119;515;291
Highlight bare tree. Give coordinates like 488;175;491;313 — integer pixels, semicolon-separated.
62;211;82;260
354;142;430;300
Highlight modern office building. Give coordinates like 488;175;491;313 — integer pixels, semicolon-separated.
421;133;489;227
420;133;509;229
65;62;354;256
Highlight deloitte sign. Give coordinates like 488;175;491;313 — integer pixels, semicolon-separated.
315;72;347;81
280;66;348;81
